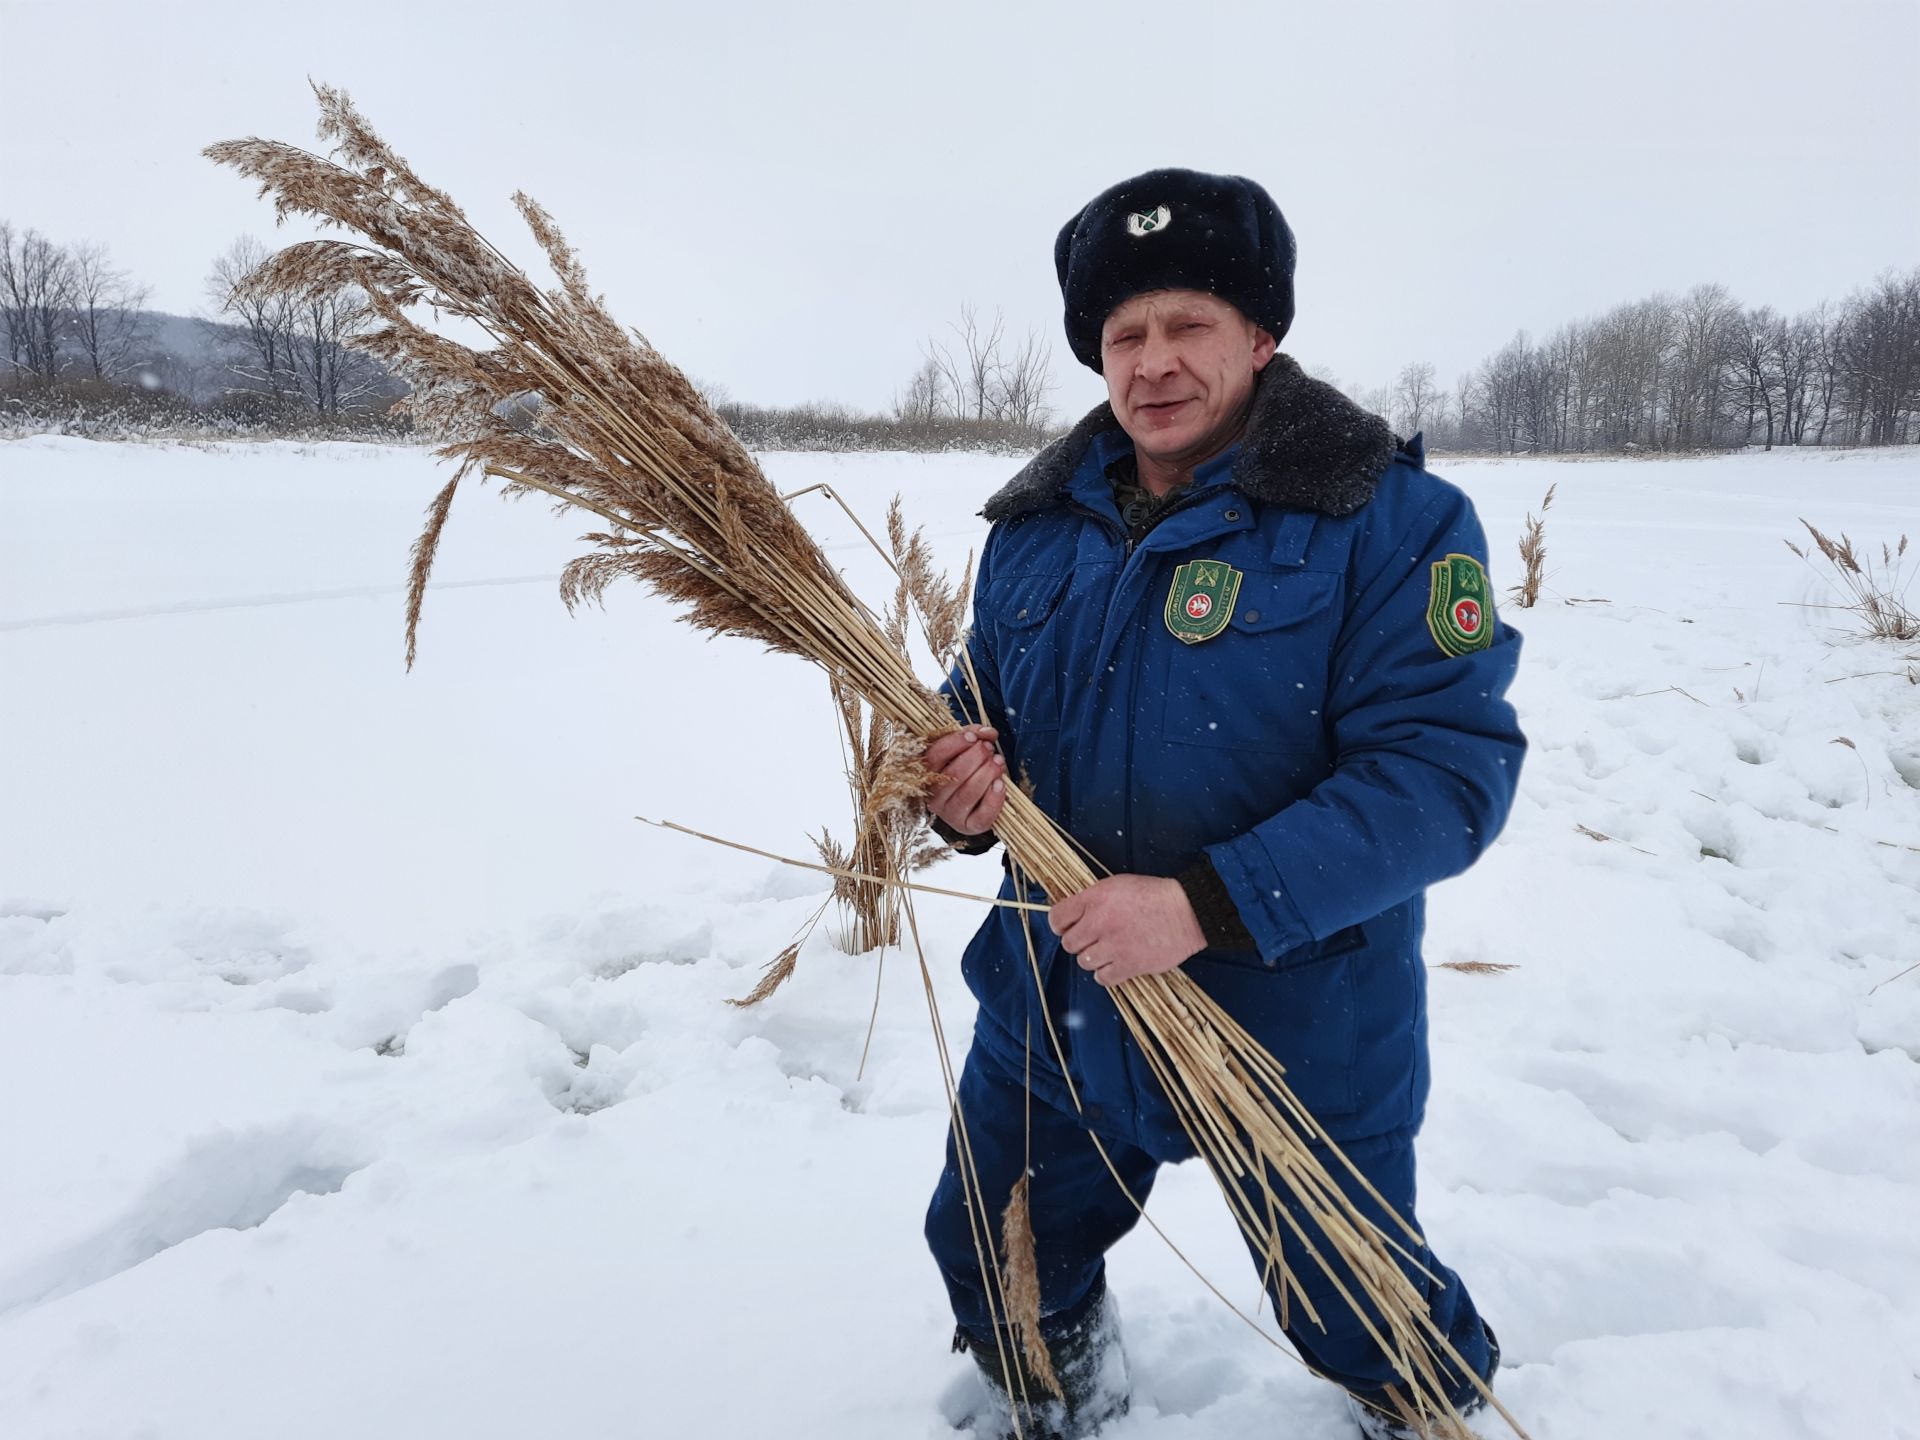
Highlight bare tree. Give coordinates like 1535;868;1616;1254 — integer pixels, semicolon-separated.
993;328;1055;428
925;302;1007;421
1808;301;1844;444
914;301;1055;429
1836;267;1920;445
1777;313;1820;445
1453;370;1477;448
690;375;732;409
0;221;76;380
68;243;152;381
1477;333;1535;452
1733;305;1783;449
207;235;387;416
1544;323;1589;451
1424;389;1455;449
288;287;383;416
1667;283;1740;447
955;302;1005;421
207;235;298;401
1582;293;1674;448
894;354;948;424
1393;361;1436;437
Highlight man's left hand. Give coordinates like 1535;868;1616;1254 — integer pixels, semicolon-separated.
1047;875;1208;988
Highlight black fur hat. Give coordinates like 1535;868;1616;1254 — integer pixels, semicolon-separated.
1053;168;1296;372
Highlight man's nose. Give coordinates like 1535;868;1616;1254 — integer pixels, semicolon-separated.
1134;327;1180;380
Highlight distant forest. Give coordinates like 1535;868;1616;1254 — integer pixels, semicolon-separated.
1343;273;1920;454
3;219;1915;452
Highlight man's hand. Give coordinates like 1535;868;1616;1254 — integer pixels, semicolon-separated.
923;726;1007;836
1048;875;1209;988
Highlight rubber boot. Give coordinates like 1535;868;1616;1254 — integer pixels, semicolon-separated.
954;1283;1130;1440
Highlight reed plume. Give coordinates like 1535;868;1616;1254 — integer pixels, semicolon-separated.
1000;1175;1063;1399
811;497;965;955
1508;483;1554;610
727;938;805;1010
208;85;1524;1440
1786;520;1917;641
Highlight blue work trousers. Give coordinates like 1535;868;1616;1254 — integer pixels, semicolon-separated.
924;1035;1493;1411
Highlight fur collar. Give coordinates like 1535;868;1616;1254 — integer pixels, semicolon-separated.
982;353;1398;524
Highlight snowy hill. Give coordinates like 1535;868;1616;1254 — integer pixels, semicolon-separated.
1;438;1917;1439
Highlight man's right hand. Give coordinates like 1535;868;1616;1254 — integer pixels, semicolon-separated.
923;726;1007;836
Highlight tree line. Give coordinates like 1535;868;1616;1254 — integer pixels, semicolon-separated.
5;212;1914;453
2;217;1052;449
0;221;404;433
1;220;153;384
705;302;1061;452
1349;270;1920;453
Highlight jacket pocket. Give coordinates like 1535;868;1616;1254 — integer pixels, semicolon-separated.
987;572;1071;740
1201;920;1368;973
1181;930;1362;1117
1159;568;1340;751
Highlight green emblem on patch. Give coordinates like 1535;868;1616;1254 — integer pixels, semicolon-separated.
1426;553;1493;656
1164;560;1242;644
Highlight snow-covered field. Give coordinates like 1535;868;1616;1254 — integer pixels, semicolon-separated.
3;435;1917;1440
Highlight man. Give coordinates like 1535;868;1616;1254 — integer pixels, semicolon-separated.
919;168;1526;1439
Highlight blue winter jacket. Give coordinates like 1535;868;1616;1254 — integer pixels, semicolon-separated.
945;355;1526;1154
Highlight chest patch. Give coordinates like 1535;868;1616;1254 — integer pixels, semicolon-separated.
1164;560;1242;644
1427;553;1494;656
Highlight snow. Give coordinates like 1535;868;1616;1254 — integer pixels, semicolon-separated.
2;435;1917;1440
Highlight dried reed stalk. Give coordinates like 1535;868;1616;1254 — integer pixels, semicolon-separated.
638;817;1050;912
727;896;826;1011
1785;520;1917;641
812;499;962;955
728;939;804;1009
1000;1176;1063;1399
1508;484;1554;610
208;86;1523;1439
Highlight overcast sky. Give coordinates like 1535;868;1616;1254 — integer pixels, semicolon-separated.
4;0;1916;418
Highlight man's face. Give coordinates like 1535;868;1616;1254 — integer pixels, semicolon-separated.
1099;289;1277;470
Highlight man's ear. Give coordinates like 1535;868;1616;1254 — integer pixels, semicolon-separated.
1250;325;1278;370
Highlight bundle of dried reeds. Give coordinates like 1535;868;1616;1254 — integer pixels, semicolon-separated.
814;497;964;957
207;87;1522;1439
731;498;958;1009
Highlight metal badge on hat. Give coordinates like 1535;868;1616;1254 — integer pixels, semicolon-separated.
1126;205;1172;237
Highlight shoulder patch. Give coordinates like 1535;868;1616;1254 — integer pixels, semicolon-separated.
1426;553;1493;656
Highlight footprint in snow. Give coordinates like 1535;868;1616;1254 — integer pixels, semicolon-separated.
0;1121;368;1318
